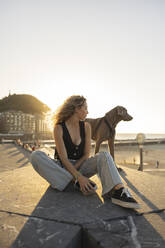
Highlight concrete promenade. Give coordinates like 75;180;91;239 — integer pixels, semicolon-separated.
0;143;165;247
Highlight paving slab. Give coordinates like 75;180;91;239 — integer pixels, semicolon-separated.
83;212;165;248
0;161;133;224
0;144;31;173
0;211;81;248
0;144;165;247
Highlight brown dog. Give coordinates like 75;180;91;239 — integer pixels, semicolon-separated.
86;106;133;160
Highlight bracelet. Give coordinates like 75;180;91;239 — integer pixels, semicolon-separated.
75;171;81;181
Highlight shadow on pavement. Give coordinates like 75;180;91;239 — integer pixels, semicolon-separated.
8;149;19;154
121;172;165;224
11;184;102;248
18;160;29;168
10;151;22;157
11;183;165;248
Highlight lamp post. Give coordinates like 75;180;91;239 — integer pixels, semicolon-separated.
136;133;145;171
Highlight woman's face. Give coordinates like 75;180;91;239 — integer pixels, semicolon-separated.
76;101;88;120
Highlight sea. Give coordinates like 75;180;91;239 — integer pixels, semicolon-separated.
115;133;165;141
43;133;165;147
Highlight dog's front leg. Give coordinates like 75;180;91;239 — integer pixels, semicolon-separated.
95;140;102;154
108;138;114;160
108;138;122;172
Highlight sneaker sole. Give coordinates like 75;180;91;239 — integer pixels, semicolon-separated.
112;198;141;209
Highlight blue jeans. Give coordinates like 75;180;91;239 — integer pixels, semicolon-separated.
30;151;122;196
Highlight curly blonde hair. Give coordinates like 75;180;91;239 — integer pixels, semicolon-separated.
53;95;86;125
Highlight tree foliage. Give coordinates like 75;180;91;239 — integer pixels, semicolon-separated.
0;119;7;133
0;94;50;115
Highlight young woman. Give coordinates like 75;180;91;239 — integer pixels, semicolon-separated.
31;95;140;209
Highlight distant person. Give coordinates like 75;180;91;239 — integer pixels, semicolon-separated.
156;161;159;168
31;95;140;209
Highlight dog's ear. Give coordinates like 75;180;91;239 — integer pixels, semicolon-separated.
117;106;126;116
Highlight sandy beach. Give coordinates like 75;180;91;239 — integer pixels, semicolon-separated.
90;142;165;177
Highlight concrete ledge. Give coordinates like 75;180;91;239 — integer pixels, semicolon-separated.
0;144;165;247
0;211;82;248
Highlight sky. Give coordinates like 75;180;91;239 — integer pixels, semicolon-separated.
0;0;164;134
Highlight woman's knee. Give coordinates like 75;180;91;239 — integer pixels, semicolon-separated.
31;150;43;165
97;151;114;166
98;151;112;160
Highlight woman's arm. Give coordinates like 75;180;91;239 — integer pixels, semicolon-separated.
74;122;91;169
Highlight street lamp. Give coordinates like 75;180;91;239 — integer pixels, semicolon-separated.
136;133;145;171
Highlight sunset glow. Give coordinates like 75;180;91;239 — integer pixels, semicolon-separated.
0;0;164;133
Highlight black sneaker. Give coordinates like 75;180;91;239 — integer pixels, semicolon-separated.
111;187;140;209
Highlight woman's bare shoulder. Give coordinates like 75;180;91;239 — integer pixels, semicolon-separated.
54;124;63;134
84;121;91;130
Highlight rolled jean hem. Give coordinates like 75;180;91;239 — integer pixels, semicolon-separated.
102;182;124;196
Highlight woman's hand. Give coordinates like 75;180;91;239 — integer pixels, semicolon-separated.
78;175;95;195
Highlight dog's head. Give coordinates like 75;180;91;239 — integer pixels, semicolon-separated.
116;106;133;121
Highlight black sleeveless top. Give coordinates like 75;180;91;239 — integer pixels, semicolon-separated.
54;121;85;161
